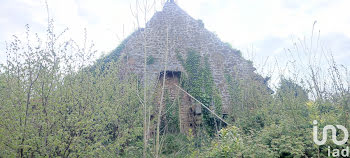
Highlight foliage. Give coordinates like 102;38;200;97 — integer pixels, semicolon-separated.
200;72;350;157
0;23;143;157
163;92;179;133
146;55;155;65
161;134;188;155
198;126;244;157
1;10;350;158
177;50;223;135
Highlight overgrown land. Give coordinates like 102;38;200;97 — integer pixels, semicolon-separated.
1;3;349;158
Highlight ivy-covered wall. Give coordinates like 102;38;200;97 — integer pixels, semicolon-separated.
103;1;270;134
177;51;223;135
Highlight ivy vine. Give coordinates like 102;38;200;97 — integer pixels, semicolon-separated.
177;50;223;135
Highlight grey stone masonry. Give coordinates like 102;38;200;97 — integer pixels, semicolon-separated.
110;1;270;133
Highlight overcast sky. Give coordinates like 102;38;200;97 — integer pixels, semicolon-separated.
1;0;349;76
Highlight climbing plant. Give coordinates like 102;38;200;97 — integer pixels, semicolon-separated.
162;91;180;134
146;55;155;65
176;50;223;135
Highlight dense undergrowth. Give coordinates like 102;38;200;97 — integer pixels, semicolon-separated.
0;16;349;158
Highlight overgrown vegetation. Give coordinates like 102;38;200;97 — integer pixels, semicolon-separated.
1;6;350;158
177;51;223;136
0;22;144;157
146;55;155;65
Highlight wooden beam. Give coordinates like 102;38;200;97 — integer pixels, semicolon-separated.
174;84;230;125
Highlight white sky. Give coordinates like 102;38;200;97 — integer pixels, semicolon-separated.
1;0;349;77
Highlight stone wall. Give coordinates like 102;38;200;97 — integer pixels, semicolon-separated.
110;1;269;134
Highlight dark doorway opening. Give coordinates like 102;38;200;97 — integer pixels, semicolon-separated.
159;71;181;80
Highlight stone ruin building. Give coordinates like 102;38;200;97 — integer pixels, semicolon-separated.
101;0;271;134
